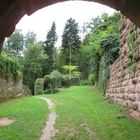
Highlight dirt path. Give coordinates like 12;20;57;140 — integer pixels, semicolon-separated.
36;97;57;140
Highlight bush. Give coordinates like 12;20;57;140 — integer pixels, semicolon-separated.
88;74;95;85
49;70;63;88
44;75;51;90
44;70;63;93
35;78;44;95
44;75;51;82
62;75;71;87
71;76;81;86
80;80;90;85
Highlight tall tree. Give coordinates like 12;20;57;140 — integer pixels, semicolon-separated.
61;18;81;66
6;29;24;57
23;43;47;94
24;31;37;47
43;22;57;75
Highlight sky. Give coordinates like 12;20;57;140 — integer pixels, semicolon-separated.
16;1;116;47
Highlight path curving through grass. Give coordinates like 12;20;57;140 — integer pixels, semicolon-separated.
36;97;57;140
0;86;140;140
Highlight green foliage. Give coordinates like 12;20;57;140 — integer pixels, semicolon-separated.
62;75;71;87
49;70;63;88
62;18;81;50
127;24;138;78
23;43;47;94
130;62;137;78
43;22;57;75
100;35;119;66
0;53;21;81
71;76;81;86
88;74;95;85
80;80;90;85
49;70;63;80
98;35;119;93
128;25;137;57
80;12;121;92
5;29;24;57
62;65;78;71
44;75;51;82
78;44;91;79
72;71;81;77
24;31;37;46
44;75;51;93
35;78;44;95
62;65;81;77
44;70;63;93
98;58;109;94
61;18;81;65
90;48;101;82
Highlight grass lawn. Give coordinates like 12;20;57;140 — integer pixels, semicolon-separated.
0;97;48;140
44;86;140;140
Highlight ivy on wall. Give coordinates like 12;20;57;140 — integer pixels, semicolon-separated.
127;24;138;78
0;53;21;82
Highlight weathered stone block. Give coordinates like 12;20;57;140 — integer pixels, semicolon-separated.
135;84;140;92
137;102;140;111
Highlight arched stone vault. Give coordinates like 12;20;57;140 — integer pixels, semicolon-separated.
0;0;140;51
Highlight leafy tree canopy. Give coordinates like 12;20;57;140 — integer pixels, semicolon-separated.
5;29;24;57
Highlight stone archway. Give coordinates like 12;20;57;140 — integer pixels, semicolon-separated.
0;0;140;51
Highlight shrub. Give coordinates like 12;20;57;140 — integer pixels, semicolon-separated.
35;78;44;95
71;76;81;86
44;70;63;93
62;75;71;87
49;70;63;88
44;75;51;90
80;80;90;85
88;74;95;85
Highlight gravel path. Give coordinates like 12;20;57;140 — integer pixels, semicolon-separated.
36;97;57;140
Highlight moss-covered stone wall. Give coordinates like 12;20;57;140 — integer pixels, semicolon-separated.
106;17;140;115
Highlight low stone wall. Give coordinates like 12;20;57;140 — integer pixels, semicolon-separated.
0;79;31;103
106;17;140;113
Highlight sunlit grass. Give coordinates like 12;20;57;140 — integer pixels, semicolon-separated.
0;86;140;140
0;97;48;140
45;86;140;140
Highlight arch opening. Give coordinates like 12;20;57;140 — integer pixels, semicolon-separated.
0;0;140;52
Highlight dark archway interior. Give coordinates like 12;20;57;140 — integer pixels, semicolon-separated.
0;0;140;51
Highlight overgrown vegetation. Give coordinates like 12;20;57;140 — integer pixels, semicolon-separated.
0;53;21;81
81;12;121;92
127;24;138;78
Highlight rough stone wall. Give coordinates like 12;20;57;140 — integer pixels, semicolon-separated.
0;79;31;103
106;17;140;113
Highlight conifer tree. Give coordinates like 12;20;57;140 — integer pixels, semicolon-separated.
43;22;57;75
